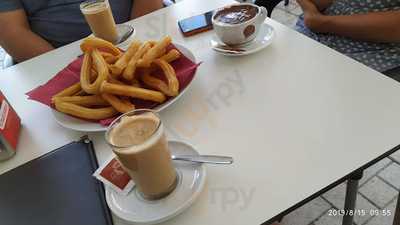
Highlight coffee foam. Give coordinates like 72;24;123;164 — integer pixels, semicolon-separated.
81;2;109;14
110;114;164;154
213;4;258;26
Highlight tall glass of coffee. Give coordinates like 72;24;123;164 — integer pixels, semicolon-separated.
105;109;178;200
80;0;119;43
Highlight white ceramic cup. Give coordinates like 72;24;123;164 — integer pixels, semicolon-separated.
212;3;268;46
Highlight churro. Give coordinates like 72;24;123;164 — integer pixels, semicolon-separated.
54;35;185;121
54;100;118;120
100;81;166;103
152;59;179;96
53;82;81;99
141;72;173;96
137;36;172;68
81;36;121;56
101;93;135;113
122;42;151;80
110;40;141;76
159;49;181;62
81;49;109;94
52;95;109;107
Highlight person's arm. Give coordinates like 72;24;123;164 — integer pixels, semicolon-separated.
0;9;54;62
131;0;163;19
309;0;334;11
298;0;400;43
310;11;400;43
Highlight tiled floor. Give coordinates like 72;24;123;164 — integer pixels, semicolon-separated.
282;155;400;225
0;1;399;224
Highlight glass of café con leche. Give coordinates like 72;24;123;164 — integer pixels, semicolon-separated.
105;109;178;200
80;0;133;44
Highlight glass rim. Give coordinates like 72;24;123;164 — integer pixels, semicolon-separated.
80;0;108;11
105;109;162;149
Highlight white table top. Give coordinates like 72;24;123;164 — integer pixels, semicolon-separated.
1;0;400;224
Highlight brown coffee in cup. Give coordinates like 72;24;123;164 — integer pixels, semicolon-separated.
80;0;118;43
214;5;259;25
212;3;268;45
106;111;177;200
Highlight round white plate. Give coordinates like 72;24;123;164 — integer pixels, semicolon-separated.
211;23;275;56
106;140;207;225
52;43;197;132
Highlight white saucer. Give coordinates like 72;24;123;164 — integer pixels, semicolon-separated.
210;23;275;56
105;141;207;225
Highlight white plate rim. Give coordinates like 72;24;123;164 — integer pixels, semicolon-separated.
52;44;197;132
105;140;207;225
211;22;275;56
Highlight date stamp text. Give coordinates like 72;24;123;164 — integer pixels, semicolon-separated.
328;209;392;217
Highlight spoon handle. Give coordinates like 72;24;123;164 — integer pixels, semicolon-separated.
213;47;243;55
172;155;233;164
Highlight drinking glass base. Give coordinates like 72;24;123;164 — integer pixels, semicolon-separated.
134;169;182;202
105;140;207;225
115;24;135;45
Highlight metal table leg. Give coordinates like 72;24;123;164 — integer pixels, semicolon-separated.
342;171;363;225
393;194;400;225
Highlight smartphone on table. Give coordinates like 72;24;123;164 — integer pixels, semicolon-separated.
178;10;214;37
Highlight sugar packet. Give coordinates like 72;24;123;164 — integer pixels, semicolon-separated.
93;156;134;195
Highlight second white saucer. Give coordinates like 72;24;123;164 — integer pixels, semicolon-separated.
105;140;207;225
211;22;275;56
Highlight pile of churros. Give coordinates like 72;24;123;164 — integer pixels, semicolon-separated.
52;36;181;120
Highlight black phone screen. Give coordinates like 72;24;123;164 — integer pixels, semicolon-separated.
178;11;214;34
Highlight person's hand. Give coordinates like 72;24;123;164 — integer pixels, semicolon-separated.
297;0;326;32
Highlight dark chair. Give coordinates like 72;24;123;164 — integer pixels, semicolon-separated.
255;0;289;17
383;66;400;82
